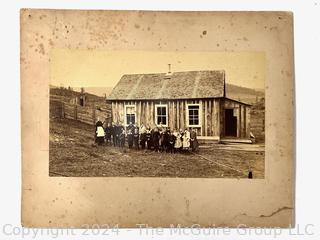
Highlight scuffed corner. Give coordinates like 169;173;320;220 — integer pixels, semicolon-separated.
276;11;293;20
285;11;294;18
20;8;32;20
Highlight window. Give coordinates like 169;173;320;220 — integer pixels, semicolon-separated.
125;105;136;125
187;104;201;127
155;104;168;126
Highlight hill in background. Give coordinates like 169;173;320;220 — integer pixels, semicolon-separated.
50;85;113;97
49;86;107;108
226;83;264;104
73;87;113;97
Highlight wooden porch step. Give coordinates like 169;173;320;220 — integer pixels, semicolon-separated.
197;136;253;144
220;138;253;144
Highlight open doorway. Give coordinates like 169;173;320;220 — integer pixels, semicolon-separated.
225;109;237;137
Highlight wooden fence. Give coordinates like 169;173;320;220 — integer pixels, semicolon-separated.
50;95;112;125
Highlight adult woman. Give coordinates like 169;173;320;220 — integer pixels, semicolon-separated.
95;118;105;145
190;128;199;151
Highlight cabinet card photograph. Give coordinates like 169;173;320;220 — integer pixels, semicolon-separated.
21;10;294;228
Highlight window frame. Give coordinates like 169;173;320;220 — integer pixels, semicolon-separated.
154;104;168;127
124;104;136;126
186;103;202;127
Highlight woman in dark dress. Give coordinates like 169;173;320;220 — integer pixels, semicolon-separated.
168;131;176;153
190;128;199;152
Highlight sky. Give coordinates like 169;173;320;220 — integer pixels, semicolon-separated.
50;50;265;90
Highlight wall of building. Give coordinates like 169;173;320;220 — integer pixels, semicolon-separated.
250;98;265;143
221;99;251;139
111;99;222;137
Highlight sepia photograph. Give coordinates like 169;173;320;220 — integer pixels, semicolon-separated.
21;9;294;228
49;50;265;178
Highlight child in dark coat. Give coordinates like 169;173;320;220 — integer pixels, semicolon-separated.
111;123;117;146
162;129;170;153
127;127;134;149
190;128;199;152
146;127;152;150
152;127;160;152
133;127;140;150
119;129;126;149
117;123;125;147
104;122;112;146
168;131;176;153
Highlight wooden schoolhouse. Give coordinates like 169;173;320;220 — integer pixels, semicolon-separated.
108;67;251;141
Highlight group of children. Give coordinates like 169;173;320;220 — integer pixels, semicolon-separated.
94;118;199;153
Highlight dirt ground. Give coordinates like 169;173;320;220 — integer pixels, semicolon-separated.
49;118;265;178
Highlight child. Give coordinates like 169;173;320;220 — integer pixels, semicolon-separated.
119;129;126;149
139;123;147;149
133;127;140;150
152;127;160;152
127;127;134;149
95;118;105;146
182;129;191;150
146;126;152;150
190;128;199;152
174;129;182;153
105;122;112;146
168;131;176;153
117;122;125;147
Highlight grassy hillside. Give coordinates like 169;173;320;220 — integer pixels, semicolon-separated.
73;87;113;97
50;86;106;107
226;83;264;104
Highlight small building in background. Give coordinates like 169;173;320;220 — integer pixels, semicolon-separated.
78;87;86;107
69;87;87;106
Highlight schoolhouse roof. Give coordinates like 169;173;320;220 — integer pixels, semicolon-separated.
108;70;225;100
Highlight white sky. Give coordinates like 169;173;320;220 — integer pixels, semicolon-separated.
51;50;265;89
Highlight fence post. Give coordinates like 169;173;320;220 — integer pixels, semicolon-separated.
61;102;65;118
92;107;96;125
74;105;78;120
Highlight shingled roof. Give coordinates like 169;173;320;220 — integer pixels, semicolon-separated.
108;70;225;100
